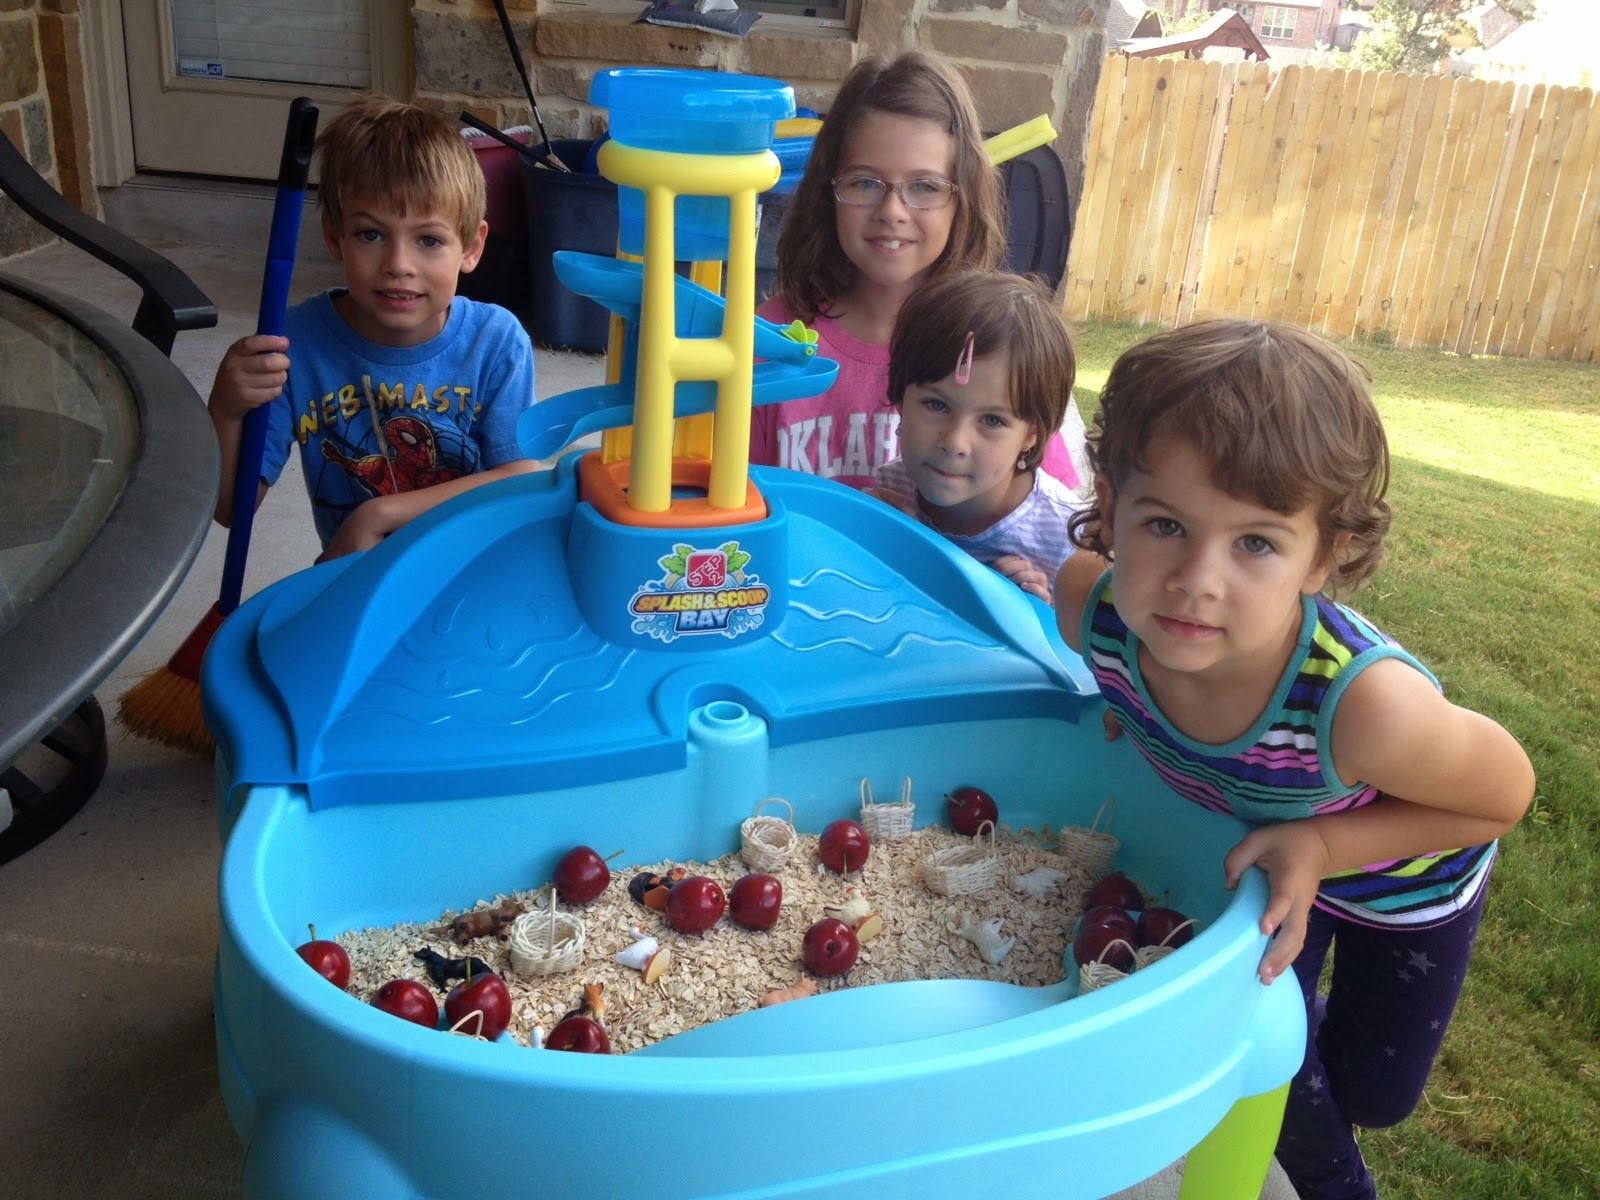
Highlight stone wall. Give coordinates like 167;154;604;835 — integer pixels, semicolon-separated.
413;0;1110;229
0;0;95;257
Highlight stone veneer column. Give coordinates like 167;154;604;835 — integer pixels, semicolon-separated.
1;1;60;256
37;3;95;216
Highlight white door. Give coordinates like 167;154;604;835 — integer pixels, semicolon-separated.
120;0;410;181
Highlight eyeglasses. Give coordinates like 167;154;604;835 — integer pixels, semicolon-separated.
831;173;959;211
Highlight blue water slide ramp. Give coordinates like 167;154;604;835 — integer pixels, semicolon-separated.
517;252;837;461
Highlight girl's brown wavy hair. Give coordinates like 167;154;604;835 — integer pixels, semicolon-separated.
772;51;1005;320
1069;319;1392;596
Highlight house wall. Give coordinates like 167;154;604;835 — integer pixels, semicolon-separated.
2;0;1110;258
1235;1;1339;52
414;0;1110;226
0;0;95;257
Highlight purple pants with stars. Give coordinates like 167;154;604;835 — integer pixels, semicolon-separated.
1273;884;1488;1200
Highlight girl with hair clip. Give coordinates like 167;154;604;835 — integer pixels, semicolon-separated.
871;270;1082;603
750;50;1083;493
1053;318;1534;1200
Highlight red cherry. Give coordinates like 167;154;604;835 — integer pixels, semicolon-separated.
728;874;783;931
444;971;513;1040
1086;872;1146;912
546;1015;611;1053
802;917;860;976
946;786;999;837
818;820;871;874
1137;906;1196;950
371;979;439;1028
1072;922;1136;971
554;845;615;905
1080;904;1138;943
664;876;726;934
295;925;350;990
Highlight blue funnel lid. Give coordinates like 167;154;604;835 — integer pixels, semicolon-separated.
589;67;795;120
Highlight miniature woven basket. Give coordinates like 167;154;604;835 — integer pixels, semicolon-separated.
1133;919;1200;970
1078;938;1136;994
858;776;915;842
1058;797;1119;880
507;900;585;977
740;797;797;872
922;820;1001;897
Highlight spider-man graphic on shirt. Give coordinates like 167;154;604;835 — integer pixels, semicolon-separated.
322;414;461;495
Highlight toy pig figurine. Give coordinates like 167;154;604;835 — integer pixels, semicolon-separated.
758;977;818;1007
433;897;526;944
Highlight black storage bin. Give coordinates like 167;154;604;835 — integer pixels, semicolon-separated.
523;139;619;353
754;190;792;307
998;144;1073;292
457;128;537;326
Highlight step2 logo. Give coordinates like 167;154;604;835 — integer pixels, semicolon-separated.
686;550;727;590
629;542;770;642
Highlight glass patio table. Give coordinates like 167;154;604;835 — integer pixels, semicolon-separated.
0;271;218;861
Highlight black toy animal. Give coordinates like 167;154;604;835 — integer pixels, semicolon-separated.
413;947;495;991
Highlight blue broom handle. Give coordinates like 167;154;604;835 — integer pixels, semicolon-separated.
219;98;318;616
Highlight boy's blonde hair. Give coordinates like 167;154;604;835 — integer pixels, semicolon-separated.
774;51;1006;320
315;96;486;246
888;270;1075;471
1070;318;1391;595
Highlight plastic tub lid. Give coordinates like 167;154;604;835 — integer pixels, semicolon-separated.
589;68;794;126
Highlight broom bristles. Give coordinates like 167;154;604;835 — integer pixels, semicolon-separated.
117;603;225;757
117;668;213;756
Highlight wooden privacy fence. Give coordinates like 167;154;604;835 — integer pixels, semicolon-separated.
1065;54;1600;362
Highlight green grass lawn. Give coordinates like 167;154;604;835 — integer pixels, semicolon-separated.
1070;321;1600;1199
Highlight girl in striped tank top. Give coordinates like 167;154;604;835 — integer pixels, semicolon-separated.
1053;319;1533;1200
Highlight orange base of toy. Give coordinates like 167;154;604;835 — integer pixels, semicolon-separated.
578;453;767;529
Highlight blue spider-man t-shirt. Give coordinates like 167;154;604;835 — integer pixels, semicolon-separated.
259;290;537;550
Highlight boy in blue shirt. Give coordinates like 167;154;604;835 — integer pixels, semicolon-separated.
208;95;538;561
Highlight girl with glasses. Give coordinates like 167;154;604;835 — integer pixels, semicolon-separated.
750;51;1042;492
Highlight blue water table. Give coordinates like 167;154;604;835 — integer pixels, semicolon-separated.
203;68;1304;1200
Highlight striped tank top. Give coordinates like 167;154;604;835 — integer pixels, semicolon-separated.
1079;573;1495;928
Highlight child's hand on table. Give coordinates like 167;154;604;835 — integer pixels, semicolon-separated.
317;495;401;562
993;553;1051;602
1223;820;1332;985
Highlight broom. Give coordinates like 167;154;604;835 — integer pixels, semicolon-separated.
118;97;320;756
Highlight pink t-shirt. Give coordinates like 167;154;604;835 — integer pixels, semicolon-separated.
750;296;897;492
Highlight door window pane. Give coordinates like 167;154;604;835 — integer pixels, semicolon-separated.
741;0;851;26
171;0;370;88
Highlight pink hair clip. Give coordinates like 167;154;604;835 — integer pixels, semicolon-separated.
954;330;976;385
